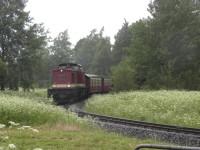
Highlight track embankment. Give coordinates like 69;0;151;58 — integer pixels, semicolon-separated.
74;109;200;147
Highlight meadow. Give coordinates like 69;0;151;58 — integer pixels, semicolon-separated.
85;90;200;128
0;90;156;150
0;91;70;125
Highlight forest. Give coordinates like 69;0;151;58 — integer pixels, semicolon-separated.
0;0;200;91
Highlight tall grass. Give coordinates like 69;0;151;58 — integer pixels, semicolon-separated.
0;91;78;125
0;90;158;150
2;89;50;103
86;90;200;128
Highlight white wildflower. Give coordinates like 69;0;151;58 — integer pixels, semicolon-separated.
18;126;39;133
21;125;31;129
30;128;39;133
8;144;16;149
8;121;20;126
17;127;25;130
0;123;6;129
33;148;43;150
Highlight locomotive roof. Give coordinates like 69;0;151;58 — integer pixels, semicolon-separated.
58;63;82;67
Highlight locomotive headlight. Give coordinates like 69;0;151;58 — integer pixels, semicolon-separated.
67;84;71;88
60;69;63;72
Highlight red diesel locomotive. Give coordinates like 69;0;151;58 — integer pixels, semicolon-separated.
48;63;112;104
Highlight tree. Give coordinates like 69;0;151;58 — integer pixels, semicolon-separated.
19;24;47;91
0;58;7;90
0;0;48;90
74;29;99;73
112;19;153;90
74;29;112;75
91;37;112;76
112;0;200;91
111;20;132;66
111;59;135;91
49;30;72;68
0;0;31;90
148;0;200;89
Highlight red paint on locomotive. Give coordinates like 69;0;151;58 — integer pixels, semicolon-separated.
52;63;85;88
48;63;112;104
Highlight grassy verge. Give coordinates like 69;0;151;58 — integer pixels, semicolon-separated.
2;89;50;104
0;124;155;150
0;90;158;150
0;92;71;125
85;90;200;128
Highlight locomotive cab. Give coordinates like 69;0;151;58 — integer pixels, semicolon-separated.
52;63;85;88
48;63;86;104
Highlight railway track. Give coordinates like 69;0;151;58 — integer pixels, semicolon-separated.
72;109;200;147
77;110;200;135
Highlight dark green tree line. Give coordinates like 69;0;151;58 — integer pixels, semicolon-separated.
0;0;47;91
112;0;200;91
112;20;132;66
49;30;72;69
1;0;199;92
74;28;112;76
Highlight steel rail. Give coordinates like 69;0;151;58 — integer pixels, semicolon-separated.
76;110;200;136
134;144;200;150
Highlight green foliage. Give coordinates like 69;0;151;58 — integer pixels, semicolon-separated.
111;59;136;91
86;90;200;128
1;0;199;91
147;0;200;89
19;24;48;90
49;30;72;68
0;92;68;125
112;0;200;90
0;59;6;76
0;59;7;90
0;90;156;150
34;47;50;88
112;20;132;65
0;0;28;90
2;89;50;103
0;0;48;91
74;28;112;76
0;125;154;150
91;36;112;75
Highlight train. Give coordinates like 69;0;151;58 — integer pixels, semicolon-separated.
47;63;112;104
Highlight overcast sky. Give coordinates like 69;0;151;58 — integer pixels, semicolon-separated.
26;0;150;45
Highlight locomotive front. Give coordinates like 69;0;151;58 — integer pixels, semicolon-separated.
48;63;87;104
